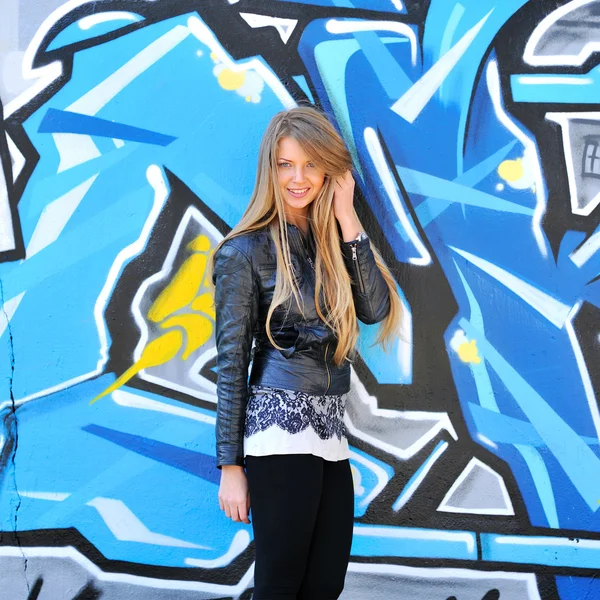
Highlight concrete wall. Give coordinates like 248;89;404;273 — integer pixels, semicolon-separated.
1;1;599;598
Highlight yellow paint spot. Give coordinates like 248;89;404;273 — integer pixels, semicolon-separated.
90;330;183;404
245;95;251;102
210;51;218;62
187;234;211;252
498;158;523;183
161;313;213;359
217;68;245;91
148;254;207;322
458;339;482;364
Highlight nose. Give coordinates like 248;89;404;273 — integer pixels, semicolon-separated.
292;165;306;183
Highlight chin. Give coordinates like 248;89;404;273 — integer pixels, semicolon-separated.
285;195;315;209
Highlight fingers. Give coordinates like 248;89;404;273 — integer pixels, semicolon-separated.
336;170;355;186
218;469;250;524
237;503;251;525
219;492;251;523
221;501;251;524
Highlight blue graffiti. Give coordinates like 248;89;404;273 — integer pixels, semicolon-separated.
1;1;600;597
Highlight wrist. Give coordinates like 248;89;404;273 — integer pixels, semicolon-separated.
338;215;361;242
221;465;245;474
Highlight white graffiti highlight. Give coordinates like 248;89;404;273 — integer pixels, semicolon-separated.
52;132;102;173
68;25;190;116
20;491;71;501
363;127;431;266
476;433;498;450
325;19;417;66
0;292;24;340
184;530;251;569
450;246;571;328
0;156;15;253
438;458;514;516
239;13;298;44
393;441;449;512
78;11;140;31
6;133;26;182
391;11;492;123
87;497;210;549
486;60;549;258
111;389;216;425
565;302;600;442
26;175;98;258
349;451;391;511
96;164;169;372
570;228;600;267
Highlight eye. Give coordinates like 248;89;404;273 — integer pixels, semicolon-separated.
307;162;315;168
278;162;291;168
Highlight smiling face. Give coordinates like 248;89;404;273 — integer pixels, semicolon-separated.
276;136;326;224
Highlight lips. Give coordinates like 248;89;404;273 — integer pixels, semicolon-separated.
287;187;310;199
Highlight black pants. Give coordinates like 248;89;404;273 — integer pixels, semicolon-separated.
245;454;354;600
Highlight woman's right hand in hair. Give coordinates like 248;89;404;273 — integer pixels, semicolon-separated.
219;466;251;524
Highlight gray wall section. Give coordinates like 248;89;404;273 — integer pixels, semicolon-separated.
0;0;67;101
0;549;541;600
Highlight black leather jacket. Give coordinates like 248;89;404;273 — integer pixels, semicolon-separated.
212;224;390;468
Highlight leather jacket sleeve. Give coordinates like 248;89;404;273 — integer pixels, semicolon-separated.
341;235;391;324
212;240;258;468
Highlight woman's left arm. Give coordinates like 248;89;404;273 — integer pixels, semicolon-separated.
334;171;391;325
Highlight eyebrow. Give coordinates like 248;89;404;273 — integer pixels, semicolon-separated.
277;157;312;162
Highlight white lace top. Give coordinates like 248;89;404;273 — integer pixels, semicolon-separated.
243;385;350;462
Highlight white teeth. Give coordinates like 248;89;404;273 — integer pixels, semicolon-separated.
289;188;309;193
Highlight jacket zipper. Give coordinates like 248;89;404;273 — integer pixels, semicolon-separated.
351;244;365;293
324;342;331;394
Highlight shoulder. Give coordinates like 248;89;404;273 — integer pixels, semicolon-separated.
213;230;271;277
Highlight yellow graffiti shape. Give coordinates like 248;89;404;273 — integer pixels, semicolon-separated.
458;339;482;364
187;234;211;252
90;329;184;404
191;292;216;320
160;313;213;360
498;158;523;183
217;68;246;91
148;253;208;323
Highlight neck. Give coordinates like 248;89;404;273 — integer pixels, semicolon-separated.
285;210;309;236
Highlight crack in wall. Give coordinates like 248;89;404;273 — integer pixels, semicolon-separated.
0;277;29;594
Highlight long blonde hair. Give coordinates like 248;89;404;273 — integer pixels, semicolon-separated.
212;106;402;365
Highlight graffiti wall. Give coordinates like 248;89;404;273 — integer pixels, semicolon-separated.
1;0;599;598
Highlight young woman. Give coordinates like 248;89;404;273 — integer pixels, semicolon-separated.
211;106;402;599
